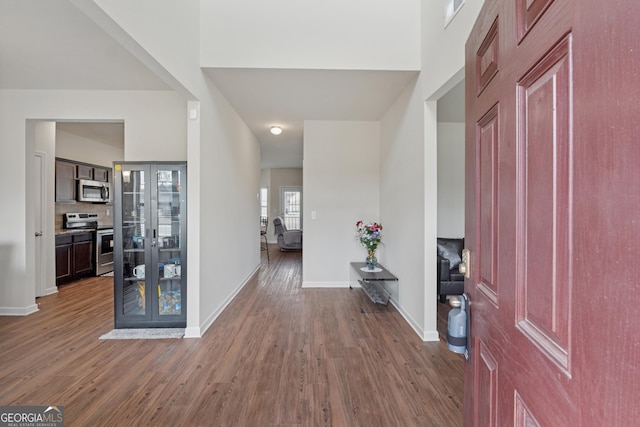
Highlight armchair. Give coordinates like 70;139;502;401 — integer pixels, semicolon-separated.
437;237;465;303
273;216;302;251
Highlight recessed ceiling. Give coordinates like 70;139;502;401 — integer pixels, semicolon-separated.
204;68;419;168
57;122;124;148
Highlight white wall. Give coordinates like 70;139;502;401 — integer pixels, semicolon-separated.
200;0;420;70
437;122;465;238
379;77;438;340
302;121;380;287
0;89;186;314
85;1;263;338
421;0;485;99
194;76;261;335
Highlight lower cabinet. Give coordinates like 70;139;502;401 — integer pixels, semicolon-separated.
55;236;73;284
56;232;94;285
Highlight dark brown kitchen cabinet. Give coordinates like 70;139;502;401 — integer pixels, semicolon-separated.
78;164;109;182
56;158;113;203
55;160;77;203
76;164;93;180
73;232;94;276
93;167;109;182
56;232;94;285
55;235;73;285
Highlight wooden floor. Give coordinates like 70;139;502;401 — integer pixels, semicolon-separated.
0;248;464;426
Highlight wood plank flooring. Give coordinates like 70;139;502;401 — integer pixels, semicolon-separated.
0;248;464;426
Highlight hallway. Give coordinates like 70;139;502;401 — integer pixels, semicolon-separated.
0;248;463;426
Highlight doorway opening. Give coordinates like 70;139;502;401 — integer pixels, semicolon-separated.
281;186;302;230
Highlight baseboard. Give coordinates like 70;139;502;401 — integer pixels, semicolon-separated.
0;304;39;316
389;299;439;342
198;264;260;337
301;281;349;288
45;286;58;296
183;326;201;339
422;329;441;342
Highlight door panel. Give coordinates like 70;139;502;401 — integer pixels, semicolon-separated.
516;0;556;41
476;105;499;305
475;340;498;427
466;0;640;425
516;34;573;373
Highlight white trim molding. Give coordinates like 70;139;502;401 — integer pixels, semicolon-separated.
0;304;39;316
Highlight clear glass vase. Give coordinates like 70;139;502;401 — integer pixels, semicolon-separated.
366;250;378;270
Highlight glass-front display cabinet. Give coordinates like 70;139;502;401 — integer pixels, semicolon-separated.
113;162;186;328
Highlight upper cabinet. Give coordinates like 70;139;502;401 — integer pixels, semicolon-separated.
78;164;109;182
55;157;112;203
76;164;93;180
55;159;77;203
94;167;109;182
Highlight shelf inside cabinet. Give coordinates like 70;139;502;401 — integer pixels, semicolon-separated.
123;281;145;316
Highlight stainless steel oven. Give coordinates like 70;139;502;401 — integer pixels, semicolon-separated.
96;228;114;275
64;213;114;276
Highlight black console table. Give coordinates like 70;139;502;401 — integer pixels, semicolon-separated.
350;262;398;305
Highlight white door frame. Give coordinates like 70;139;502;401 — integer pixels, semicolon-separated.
34;151;47;297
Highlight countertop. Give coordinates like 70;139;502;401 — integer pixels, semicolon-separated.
55;224;113;235
55;229;95;236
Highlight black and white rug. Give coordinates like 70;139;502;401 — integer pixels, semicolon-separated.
99;328;184;340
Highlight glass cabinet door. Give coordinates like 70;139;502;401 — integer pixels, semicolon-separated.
155;167;183;317
119;167;149;317
114;162;187;328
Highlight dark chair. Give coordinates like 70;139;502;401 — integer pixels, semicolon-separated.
273;216;302;251
260;216;269;262
437;237;465;303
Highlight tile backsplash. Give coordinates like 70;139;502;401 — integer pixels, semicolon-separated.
55;202;114;230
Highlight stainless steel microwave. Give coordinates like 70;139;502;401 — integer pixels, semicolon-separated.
77;179;110;203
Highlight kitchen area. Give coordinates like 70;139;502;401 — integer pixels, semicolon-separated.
48;122;187;328
53;122;123;286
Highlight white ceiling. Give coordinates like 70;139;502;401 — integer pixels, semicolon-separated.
57;121;124;148
1;1;459;168
204;68;418;168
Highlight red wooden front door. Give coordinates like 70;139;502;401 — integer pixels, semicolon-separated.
464;0;640;425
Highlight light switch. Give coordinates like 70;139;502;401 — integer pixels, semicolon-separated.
311;211;317;220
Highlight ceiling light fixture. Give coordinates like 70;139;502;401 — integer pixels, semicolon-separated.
270;126;283;135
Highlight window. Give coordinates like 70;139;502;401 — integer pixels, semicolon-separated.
444;0;465;27
281;186;302;230
260;188;268;218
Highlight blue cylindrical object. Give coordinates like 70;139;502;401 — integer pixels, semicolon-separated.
447;303;467;354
